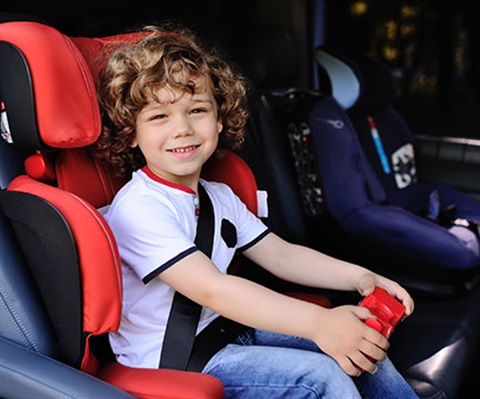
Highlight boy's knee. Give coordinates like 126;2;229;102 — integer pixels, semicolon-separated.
293;355;360;398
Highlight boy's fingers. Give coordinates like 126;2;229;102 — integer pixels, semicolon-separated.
356;274;376;296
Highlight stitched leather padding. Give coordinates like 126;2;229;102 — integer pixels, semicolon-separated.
0;21;100;148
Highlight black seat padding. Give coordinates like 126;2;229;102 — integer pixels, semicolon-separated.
232;27;315;246
389;286;480;398
0;337;134;399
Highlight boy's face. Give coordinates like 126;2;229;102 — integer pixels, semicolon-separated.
132;76;222;190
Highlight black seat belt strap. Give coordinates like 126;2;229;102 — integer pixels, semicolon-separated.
159;184;214;370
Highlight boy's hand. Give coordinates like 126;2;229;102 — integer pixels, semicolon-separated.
313;305;389;376
356;273;415;318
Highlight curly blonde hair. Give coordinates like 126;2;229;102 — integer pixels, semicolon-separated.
92;24;250;177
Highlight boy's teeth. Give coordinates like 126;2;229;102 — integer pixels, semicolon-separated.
173;145;196;153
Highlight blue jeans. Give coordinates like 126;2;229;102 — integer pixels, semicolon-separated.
202;329;418;399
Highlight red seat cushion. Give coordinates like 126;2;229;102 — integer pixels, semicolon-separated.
98;362;224;399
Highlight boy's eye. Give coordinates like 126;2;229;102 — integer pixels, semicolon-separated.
191;107;206;114
150;114;166;120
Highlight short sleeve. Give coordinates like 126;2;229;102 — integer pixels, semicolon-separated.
106;191;197;282
203;181;269;252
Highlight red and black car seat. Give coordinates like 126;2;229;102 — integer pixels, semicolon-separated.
0;20;224;399
0;20;331;398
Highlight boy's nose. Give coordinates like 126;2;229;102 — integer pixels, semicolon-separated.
172;115;193;137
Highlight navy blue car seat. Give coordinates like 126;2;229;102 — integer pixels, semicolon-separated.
311;47;480;295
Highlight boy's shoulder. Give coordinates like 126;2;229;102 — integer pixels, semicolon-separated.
110;170;172;211
201;179;237;199
201;178;230;190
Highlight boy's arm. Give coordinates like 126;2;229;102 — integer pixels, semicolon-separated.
159;250;388;376
244;233;414;317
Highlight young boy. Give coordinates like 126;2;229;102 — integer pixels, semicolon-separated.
94;24;418;398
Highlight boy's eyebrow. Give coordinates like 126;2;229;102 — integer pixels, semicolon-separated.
141;95;215;112
192;97;214;104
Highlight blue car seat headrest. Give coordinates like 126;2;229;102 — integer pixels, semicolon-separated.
315;47;360;109
315;47;397;114
347;52;397;115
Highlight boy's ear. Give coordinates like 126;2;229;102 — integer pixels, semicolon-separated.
217;120;223;134
130;138;138;148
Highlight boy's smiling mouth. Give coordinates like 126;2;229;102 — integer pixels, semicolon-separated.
168;144;200;154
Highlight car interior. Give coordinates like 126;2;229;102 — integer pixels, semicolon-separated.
1;1;479;398
228;24;480;399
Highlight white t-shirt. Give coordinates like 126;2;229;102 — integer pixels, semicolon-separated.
105;166;269;368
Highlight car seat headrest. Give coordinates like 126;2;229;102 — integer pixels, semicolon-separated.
347;53;397;115
315;47;396;113
0;21;101;152
72;32;151;87
315;47;360;109
231;27;299;89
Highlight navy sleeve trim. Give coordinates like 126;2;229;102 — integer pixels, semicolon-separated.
142;246;198;284
236;228;271;254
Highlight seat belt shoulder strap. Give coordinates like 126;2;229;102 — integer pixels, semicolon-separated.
159;184;214;370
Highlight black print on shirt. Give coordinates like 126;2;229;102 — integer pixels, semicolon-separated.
221;219;237;248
